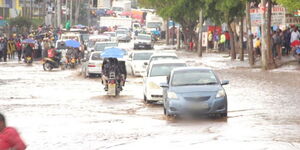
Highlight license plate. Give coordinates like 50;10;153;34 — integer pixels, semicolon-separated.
108;84;116;95
189;102;209;110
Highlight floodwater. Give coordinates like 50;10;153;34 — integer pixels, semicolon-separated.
0;59;300;150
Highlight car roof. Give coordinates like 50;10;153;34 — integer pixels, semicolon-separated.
150;60;186;65
131;50;155;54
150;53;177;57
172;67;212;73
95;41;117;44
138;34;151;36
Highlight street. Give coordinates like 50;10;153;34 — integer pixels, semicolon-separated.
1;50;300;150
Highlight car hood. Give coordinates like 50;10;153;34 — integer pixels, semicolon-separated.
147;76;166;85
171;85;221;94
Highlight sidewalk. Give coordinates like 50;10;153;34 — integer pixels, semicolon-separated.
156;44;300;72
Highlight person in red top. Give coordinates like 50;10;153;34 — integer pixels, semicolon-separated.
15;39;22;62
225;31;231;50
0;113;26;150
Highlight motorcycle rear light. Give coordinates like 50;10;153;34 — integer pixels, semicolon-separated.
88;65;96;67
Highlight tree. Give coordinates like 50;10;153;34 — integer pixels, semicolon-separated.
245;0;255;66
139;0;204;50
204;0;245;60
8;17;33;33
275;0;300;12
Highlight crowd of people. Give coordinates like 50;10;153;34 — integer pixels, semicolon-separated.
0;26;58;63
205;25;300;60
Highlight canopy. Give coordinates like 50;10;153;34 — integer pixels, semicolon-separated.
65;40;80;48
22;39;36;44
101;47;126;58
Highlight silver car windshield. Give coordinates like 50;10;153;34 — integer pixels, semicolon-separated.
150;56;178;63
172;70;218;86
91;53;102;60
150;64;186;77
95;43;118;51
137;35;151;40
133;53;153;60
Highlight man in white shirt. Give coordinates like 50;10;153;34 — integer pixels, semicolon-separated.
290;26;300;44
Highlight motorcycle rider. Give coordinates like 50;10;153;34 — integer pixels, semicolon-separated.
23;44;33;63
102;58;121;91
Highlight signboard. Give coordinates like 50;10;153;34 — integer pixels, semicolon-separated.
250;6;286;26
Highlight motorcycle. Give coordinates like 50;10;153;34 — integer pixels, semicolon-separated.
43;57;65;71
24;56;33;64
107;72;123;96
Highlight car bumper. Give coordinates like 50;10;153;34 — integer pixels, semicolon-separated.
87;67;102;74
146;89;163;102
166;97;227;116
118;37;130;41
134;43;152;48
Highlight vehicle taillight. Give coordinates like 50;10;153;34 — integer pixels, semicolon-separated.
88;64;96;67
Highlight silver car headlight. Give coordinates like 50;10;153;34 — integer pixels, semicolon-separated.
216;89;226;98
167;92;178;99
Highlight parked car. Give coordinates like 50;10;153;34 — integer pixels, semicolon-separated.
116;29;131;42
81;51;103;78
127;51;154;76
143;60;187;103
160;67;229;118
134;34;154;49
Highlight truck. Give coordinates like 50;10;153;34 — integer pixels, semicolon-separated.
99;17;132;29
97;0;111;8
112;1;131;15
145;13;164;34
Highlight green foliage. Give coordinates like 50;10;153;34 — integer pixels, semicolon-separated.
204;0;245;24
8;17;33;29
275;0;300;13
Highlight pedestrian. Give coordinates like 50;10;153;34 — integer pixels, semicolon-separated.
41;38;50;58
219;32;226;51
225;31;231;50
208;31;213;49
254;37;261;57
0;38;4;62
16;39;22;62
290;26;300;44
0;113;26;150
3;38;8;62
7;38;16;60
213;31;219;50
272;30;282;59
283;28;291;55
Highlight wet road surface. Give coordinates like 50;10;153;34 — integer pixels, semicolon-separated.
0;60;300;150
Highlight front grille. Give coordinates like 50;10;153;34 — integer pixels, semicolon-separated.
151;95;163;98
184;96;210;102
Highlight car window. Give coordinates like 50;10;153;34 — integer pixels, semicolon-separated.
150;63;186;77
172;70;218;86
91;53;102;60
133;53;153;60
137;35;151;40
94;43;118;51
149;56;178;63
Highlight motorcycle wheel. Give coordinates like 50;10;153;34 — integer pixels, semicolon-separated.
43;62;53;71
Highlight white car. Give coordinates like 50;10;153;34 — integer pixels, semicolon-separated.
116;30;131;42
134;34;154;49
81;51;103;78
127;51;154;76
143;60;187;103
103;32;118;42
144;53;179;74
94;42;118;52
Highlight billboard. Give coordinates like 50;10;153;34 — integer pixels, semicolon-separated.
250;6;286;26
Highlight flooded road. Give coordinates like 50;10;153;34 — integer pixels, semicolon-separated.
0;61;300;150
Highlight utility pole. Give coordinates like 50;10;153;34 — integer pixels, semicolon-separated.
30;0;33;19
197;9;203;57
88;0;91;26
172;21;175;45
70;0;73;26
57;0;62;28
